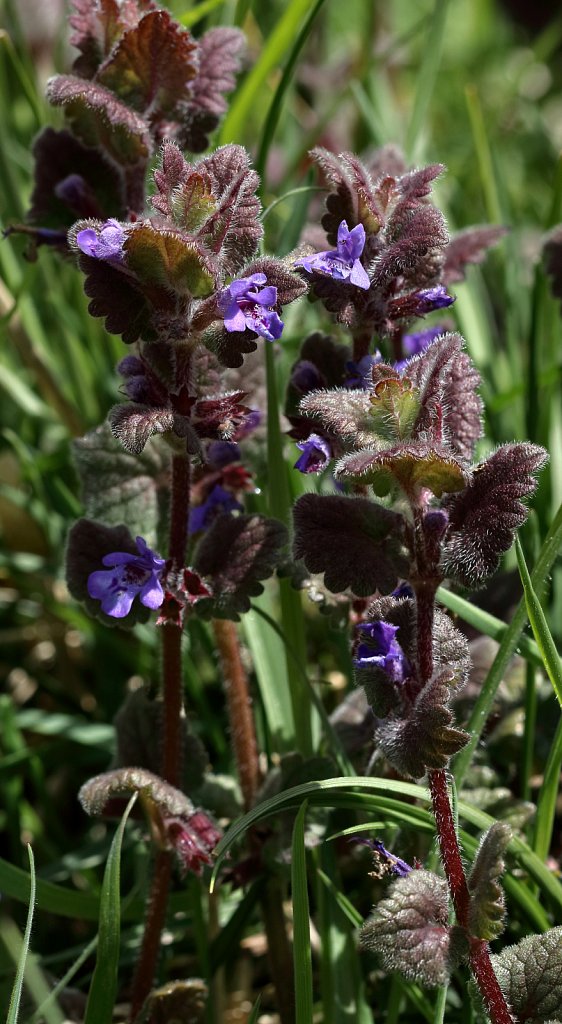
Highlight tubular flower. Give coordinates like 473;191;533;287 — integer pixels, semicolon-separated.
354;620;410;683
218;273;284;341
76;218;126;261
87;536;166;618
295;220;370;289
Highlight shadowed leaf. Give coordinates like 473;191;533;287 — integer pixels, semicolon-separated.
293;494;408;596
360;869;462;987
443;225;508;284
193;514;288;619
442;444;548;587
46;74;151;166
468;822;511;941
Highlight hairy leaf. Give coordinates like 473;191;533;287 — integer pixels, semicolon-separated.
189;27;245;117
405;333;482;458
357;598;470;717
442;444;548;587
491;928;562;1023
108;403;199;456
97;11;198;122
360;869;461;987
443;226;508;284
125;222;216;297
73;421;169;546
299;388;375;448
69;0;157;77
377;669;469;778
335;442;467;498
78;253;155;343
28;128;126;228
46;75;151;166
193;514;288;619
468;822;511;941
293;494;408;597
66;519;151;628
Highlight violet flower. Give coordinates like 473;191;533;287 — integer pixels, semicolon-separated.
355;837;413;878
345;352;381;389
354;620;410;683
188;484;243;534
414;285;454;314
294;434;332;474
76;218;126;261
402;325;444;357
87;536;166;618
296;220;370;289
218;273;284;341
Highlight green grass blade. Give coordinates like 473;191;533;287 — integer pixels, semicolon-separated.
247;995;262;1024
29;936;99;1024
6;845;36;1024
210;776;560;924
291;801;313;1023
405;0;450;160
516;535;562;707
219;0;317;145
452;499;562;787
534;715;562;862
437;586;542;667
178;0;226;27
256;0;326;186
83;794;137;1024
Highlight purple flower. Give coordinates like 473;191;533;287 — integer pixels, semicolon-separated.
295;220;370;289
402;325;444;357
218;273;284;342
76;218;126;261
294;434;332;474
414;286;455;314
354;620;410;683
207;441;241;468
345;352;382;389
355;837;413;877
188;484;243;534
87;536;166;618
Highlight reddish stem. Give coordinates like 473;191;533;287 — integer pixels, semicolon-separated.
470;940;516;1024
428;769;470;921
129;442;191;1020
212;618;260;811
129;851;172;1020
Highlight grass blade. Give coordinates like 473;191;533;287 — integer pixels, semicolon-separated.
405;0;450;160
6;845;36;1024
437;585;542;667
256;0;326;186
515;535;562;707
533;715;562;862
83;793;137;1024
291;801;313;1023
219;0;317;145
452;499;562;787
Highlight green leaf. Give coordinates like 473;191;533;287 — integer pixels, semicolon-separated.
516;535;562;707
292;801;313;1023
492;928;562;1024
467;822;511;941
125;224;215;297
73;421;169;548
84;794;137;1024
6;845;36;1024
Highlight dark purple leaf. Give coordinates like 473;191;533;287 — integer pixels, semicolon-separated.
77;253;155;343
66;518;151;627
46;74;152;166
293;493;408;597
96;11;198;122
377;668;468;778
28;128;126;228
443;226;508;285
360;869;461;987
442;443;548;587
189;27;245;117
193;513;288;619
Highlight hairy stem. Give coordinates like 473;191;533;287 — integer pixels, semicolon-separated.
129;440;191;1019
414;552;514;1023
129;851;172;1021
212;618;261;811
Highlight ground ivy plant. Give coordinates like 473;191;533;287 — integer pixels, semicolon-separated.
10;2;560;1022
